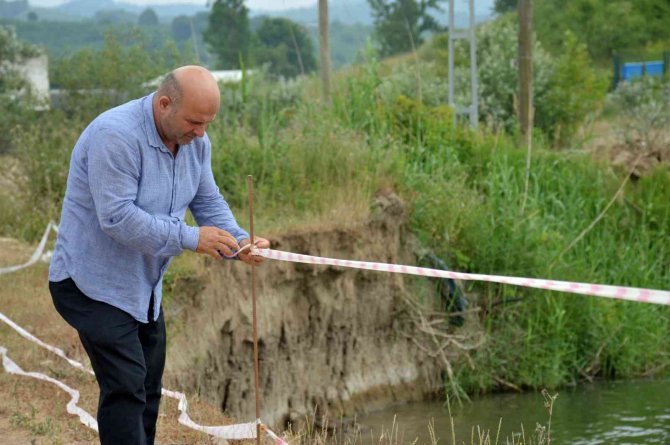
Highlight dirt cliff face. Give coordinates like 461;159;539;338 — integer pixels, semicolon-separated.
165;195;446;428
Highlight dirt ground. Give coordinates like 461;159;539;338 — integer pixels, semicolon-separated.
0;236;260;445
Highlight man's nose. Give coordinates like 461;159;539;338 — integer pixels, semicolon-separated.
193;124;207;137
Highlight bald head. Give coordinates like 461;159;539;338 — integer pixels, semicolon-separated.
153;66;221;149
157;65;220;111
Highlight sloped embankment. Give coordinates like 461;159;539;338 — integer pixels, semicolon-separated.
165;194;454;428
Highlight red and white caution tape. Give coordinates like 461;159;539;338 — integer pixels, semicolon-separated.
253;248;670;306
0;312;256;439
0;221;56;275
0;346;98;431
0;223;290;442
262;423;290;445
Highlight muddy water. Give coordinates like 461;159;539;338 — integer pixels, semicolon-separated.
356;379;669;444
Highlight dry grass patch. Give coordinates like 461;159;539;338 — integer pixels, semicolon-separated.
0;239;260;444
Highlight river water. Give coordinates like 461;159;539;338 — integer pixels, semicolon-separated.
356;379;669;444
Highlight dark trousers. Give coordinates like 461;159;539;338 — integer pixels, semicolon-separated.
49;278;166;445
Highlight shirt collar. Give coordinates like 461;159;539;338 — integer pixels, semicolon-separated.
143;92;164;149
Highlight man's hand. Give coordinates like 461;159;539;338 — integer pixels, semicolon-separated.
196;227;240;260
237;236;270;266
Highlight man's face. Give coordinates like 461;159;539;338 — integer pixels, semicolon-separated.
160;96;218;146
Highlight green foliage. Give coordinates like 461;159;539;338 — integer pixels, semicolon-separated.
536;31;609;146
50;30;191;120
10;111;79;239
423;16;608;145
3;18;188;62
0;24;38;64
305;20;373;69
217;65;306;131
326;62;669;394
138;8;159;27
368;0;444;57
253;17;316;78
204;0;250;69
170;12;210;64
421;16;553;132
208;116;391;228
0;25;41;153
534;0;670;63
493;0;516;14
94;9;136;25
606;76;670;151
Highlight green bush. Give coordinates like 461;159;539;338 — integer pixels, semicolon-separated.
537;31;609;146
0;26;42;154
605;76;670;151
51;30;192;121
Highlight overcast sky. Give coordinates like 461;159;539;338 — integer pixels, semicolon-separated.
29;0;318;11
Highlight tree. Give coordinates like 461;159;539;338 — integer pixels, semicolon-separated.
138;8;159;27
204;0;250;69
171;15;192;42
94;9;136;25
368;0;443;57
254;17;316;78
0;26;40;152
534;0;670;62
0;26;39;94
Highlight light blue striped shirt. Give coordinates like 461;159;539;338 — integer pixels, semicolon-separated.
49;93;248;322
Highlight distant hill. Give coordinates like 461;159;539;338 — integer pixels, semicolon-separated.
2;0;493;26
253;0;494;27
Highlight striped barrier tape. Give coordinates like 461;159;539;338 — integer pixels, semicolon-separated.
0;311;264;440
0;221;55;275
0;225;288;442
252;249;670;306
0;346;98;430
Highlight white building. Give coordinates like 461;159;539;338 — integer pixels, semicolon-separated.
10;54;50;109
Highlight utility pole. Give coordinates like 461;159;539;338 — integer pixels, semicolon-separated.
518;0;533;215
448;0;478;128
318;0;331;104
518;0;532;139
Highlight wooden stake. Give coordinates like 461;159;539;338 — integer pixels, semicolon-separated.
318;0;331;104
247;175;261;445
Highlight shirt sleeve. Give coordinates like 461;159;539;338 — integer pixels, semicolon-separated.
188;137;249;243
87;128;200;257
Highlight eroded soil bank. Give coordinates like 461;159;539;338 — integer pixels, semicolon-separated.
165;194;468;429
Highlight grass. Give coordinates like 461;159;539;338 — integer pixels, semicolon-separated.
282;391;559;445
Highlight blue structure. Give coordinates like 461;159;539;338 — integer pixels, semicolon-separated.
613;52;669;88
621;61;664;81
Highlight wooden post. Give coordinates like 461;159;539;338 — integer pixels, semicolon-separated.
518;0;532;138
518;0;533;215
318;0;331;104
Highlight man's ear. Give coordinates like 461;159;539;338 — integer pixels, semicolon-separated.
158;95;171;111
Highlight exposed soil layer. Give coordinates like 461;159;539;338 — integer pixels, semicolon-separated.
165;194;451;429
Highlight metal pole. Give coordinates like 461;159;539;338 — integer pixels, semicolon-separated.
246;175;261;445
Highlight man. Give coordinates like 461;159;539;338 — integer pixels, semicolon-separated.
48;65;269;445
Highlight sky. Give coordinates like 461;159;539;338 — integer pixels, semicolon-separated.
28;0;319;11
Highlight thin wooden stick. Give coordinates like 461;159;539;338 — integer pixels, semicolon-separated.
247;175;261;445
